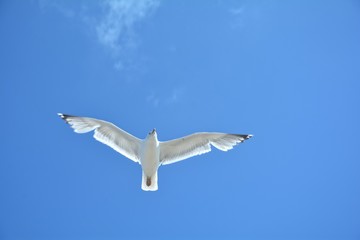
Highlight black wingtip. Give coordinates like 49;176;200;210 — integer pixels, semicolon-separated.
246;134;253;139
235;134;253;139
57;113;74;123
232;134;253;143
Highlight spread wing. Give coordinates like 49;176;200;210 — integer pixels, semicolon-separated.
58;113;141;163
159;132;252;165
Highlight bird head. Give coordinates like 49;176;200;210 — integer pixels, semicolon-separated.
148;128;156;136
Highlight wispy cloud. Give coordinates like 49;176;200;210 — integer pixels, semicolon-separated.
228;5;246;29
37;0;160;71
146;93;160;107
146;88;184;107
229;6;244;16
166;88;182;104
96;0;160;56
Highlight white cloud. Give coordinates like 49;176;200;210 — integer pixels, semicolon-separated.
38;0;160;71
96;0;160;55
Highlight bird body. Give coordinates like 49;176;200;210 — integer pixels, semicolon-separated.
140;132;160;190
58;113;252;191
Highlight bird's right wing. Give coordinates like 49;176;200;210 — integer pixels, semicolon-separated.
58;113;142;163
159;132;252;165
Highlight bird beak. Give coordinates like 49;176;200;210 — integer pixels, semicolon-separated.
149;128;156;135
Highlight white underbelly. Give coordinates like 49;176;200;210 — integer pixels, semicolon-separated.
140;142;159;176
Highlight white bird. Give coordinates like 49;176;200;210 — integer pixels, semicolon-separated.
58;113;252;191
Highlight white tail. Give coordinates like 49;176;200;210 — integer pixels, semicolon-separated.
141;171;158;191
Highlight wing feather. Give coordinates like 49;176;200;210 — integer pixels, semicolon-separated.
160;132;252;165
58;113;141;163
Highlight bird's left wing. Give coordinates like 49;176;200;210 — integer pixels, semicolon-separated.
159;132;252;165
58;113;142;163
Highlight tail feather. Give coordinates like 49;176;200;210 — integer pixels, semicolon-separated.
142;171;158;191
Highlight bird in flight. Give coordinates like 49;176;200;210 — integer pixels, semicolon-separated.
58;113;252;191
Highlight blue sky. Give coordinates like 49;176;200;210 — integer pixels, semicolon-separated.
1;0;360;239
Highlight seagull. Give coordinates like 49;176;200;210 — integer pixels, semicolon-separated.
58;113;252;191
